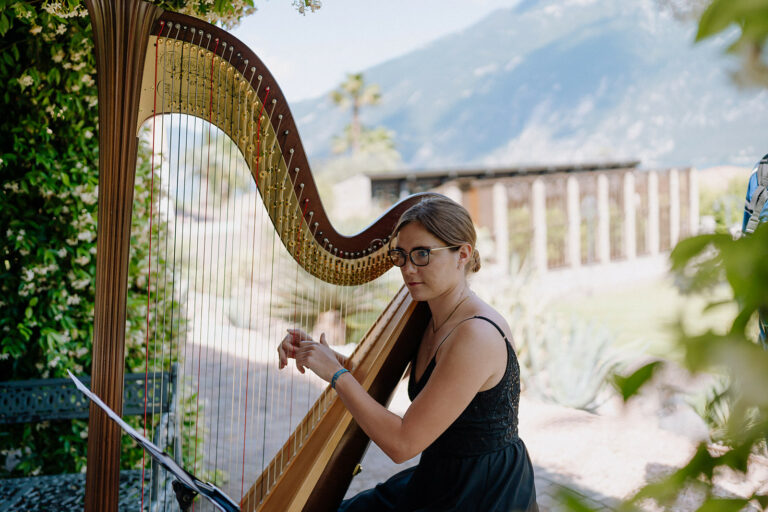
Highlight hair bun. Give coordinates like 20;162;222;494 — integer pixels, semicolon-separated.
470;250;481;273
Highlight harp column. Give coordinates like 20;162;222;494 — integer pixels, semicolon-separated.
83;1;162;510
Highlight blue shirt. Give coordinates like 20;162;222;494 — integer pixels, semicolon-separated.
742;162;768;346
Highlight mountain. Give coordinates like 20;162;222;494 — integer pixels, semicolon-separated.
291;0;768;171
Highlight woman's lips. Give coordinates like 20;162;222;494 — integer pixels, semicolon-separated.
407;282;422;287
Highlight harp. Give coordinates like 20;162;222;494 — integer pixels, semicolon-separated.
83;1;432;510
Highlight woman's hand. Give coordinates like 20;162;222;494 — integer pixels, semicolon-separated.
277;328;307;370
278;329;347;382
294;333;344;382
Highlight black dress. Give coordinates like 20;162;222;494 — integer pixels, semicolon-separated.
338;316;538;512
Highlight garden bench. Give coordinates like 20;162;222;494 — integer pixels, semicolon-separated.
0;365;179;511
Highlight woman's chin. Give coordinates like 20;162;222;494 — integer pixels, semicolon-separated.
406;285;430;302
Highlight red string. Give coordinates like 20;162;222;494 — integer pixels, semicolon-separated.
141;20;165;511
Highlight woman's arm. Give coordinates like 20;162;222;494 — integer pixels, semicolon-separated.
294;320;507;463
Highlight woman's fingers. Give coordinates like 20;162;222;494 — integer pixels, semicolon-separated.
278;332;302;369
287;328;311;343
319;333;329;347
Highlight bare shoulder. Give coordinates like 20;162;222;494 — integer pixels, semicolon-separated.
436;308;512;364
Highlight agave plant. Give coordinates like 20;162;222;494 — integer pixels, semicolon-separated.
481;256;625;412
271;265;401;345
524;316;623;411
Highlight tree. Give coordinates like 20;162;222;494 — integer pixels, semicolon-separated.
330;72;384;155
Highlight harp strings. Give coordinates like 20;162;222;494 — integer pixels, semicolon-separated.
137;25;401;510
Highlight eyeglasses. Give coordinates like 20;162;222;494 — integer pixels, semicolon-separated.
388;246;459;267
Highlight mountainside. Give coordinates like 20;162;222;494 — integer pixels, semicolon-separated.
291;0;768;170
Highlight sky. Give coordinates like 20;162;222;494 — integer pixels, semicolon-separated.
231;0;521;103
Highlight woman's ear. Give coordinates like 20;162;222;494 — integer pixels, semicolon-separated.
457;244;472;268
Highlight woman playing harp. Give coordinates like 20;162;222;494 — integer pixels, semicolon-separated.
278;196;539;512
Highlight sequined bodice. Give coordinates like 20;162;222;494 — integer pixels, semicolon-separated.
408;316;521;457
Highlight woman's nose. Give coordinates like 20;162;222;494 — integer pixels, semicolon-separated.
400;258;418;274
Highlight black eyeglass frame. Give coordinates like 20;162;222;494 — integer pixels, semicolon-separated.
387;245;461;267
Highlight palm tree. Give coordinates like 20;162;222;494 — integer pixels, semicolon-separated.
330;73;381;154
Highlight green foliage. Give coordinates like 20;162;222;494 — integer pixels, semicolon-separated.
699;175;747;234
613;360;662;402
607;227;768;510
687;373;733;444
696;0;768;86
330;73;390;157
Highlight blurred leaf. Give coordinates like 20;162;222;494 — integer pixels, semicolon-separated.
697;0;768;41
696;498;749;512
557;489;598;512
612;361;661;401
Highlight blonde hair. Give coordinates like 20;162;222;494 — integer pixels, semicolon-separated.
392;195;481;273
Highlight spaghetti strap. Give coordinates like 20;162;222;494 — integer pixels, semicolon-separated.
434;315;510;357
470;315;511;343
434;317;475;354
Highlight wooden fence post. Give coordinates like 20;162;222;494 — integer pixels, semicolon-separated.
597;173;610;264
566;175;581;268
532;178;547;273
493;182;509;274
623;171;636;260
648;170;660;255
669;168;680;247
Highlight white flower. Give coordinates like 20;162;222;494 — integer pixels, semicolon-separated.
18;75;34;90
84;130;93;139
57;248;67;258
46;127;53;135
49;356;60;368
29;26;42;35
77;230;94;242
19;248;29;256
0;353;9;361
52;50;64;63
66;294;81;305
75;254;89;266
72;278;90;290
81;74;94;87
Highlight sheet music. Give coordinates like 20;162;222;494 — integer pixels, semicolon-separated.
67;370;240;512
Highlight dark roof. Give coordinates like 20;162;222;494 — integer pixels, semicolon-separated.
366;160;640;182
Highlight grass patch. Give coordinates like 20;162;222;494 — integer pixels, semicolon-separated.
550;277;736;362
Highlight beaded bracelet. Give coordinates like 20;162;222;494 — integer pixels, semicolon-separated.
331;368;350;389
